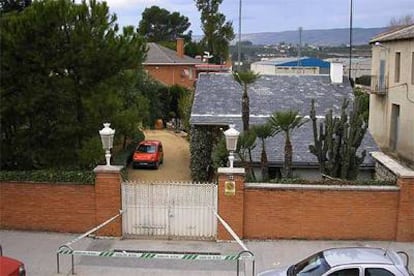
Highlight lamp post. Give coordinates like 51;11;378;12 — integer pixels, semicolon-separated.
223;124;240;168
99;123;115;166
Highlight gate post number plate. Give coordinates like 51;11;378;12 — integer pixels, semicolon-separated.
224;181;236;196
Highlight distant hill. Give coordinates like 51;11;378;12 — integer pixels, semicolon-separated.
230;27;388;46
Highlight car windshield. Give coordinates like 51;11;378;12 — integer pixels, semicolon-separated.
290;252;330;276
137;144;156;153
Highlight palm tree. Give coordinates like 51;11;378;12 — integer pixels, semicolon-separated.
236;129;257;181
252;123;272;181
232;71;260;131
268;110;307;178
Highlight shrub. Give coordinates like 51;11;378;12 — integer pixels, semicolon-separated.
0;170;94;184
112;130;145;167
78;137;104;169
268;177;395;186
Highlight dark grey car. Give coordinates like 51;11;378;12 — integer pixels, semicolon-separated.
258;247;413;276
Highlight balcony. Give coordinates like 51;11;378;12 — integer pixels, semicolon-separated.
370;75;388;95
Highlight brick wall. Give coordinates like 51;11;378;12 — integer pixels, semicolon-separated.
0;166;123;236
217;169;245;240
145;65;196;89
396;177;414;241
243;185;400;240
217;152;414;242
0;182;96;233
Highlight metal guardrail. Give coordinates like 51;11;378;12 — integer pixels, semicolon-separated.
56;210;124;274
56;209;255;275
57;247;253;275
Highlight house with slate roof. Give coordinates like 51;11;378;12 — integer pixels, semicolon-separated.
190;64;379;180
143;38;203;89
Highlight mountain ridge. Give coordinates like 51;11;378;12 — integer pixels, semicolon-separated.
231;27;388;46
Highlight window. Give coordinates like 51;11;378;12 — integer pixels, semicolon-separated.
379;59;386;92
137;145;156;153
292;252;330;275
365;268;395;276
329;268;360;276
189;68;193;80
395;52;401;83
390;104;400;151
411;52;414;84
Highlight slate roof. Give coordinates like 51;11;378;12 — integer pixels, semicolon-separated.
190;73;378;167
144;43;203;65
370;24;414;43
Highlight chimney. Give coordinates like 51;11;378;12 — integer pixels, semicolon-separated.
330;62;343;84
176;38;184;58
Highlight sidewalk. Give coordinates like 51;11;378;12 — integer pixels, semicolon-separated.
1;230;413;275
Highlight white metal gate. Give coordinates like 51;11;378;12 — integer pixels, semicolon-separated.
122;181;218;240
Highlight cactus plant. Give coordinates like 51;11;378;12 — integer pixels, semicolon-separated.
309;98;367;180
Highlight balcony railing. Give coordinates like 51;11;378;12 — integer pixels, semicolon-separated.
370;75;388;95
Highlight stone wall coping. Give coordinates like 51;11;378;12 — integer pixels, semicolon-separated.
371;152;414;178
245;183;400;191
217;167;246;175
93;165;124;173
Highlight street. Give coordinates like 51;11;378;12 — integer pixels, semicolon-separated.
1;230;413;275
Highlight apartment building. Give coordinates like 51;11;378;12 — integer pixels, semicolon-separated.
369;24;414;165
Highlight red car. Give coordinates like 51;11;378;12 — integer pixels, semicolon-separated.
0;246;25;276
132;140;164;169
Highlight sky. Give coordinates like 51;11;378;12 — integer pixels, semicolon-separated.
103;0;414;35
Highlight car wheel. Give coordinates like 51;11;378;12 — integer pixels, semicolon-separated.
155;161;160;169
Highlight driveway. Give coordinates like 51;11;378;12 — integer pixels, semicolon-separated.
127;129;192;182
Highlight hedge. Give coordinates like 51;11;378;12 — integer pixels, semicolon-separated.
0;170;94;184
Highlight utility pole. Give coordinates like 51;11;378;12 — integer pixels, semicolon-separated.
237;0;242;71
297;27;303;67
349;0;353;82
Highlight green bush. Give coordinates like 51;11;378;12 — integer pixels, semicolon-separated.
112;130;145;167
0;170;94;184
78;137;104;169
190;125;214;182
268;177;395;186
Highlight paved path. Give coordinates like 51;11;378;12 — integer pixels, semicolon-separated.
1;230;413;276
127;129;192;182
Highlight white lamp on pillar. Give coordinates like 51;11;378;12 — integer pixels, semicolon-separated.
99;123;115;166
223;124;240;168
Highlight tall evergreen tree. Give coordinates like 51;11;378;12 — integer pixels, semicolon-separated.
1;0;147;169
0;0;31;13
138;6;191;42
195;0;235;64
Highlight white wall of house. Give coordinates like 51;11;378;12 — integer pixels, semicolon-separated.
251;62;320;75
369;39;414;164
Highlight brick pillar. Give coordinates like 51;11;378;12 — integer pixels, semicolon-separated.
94;165;123;237
396;176;414;241
217;167;245;241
